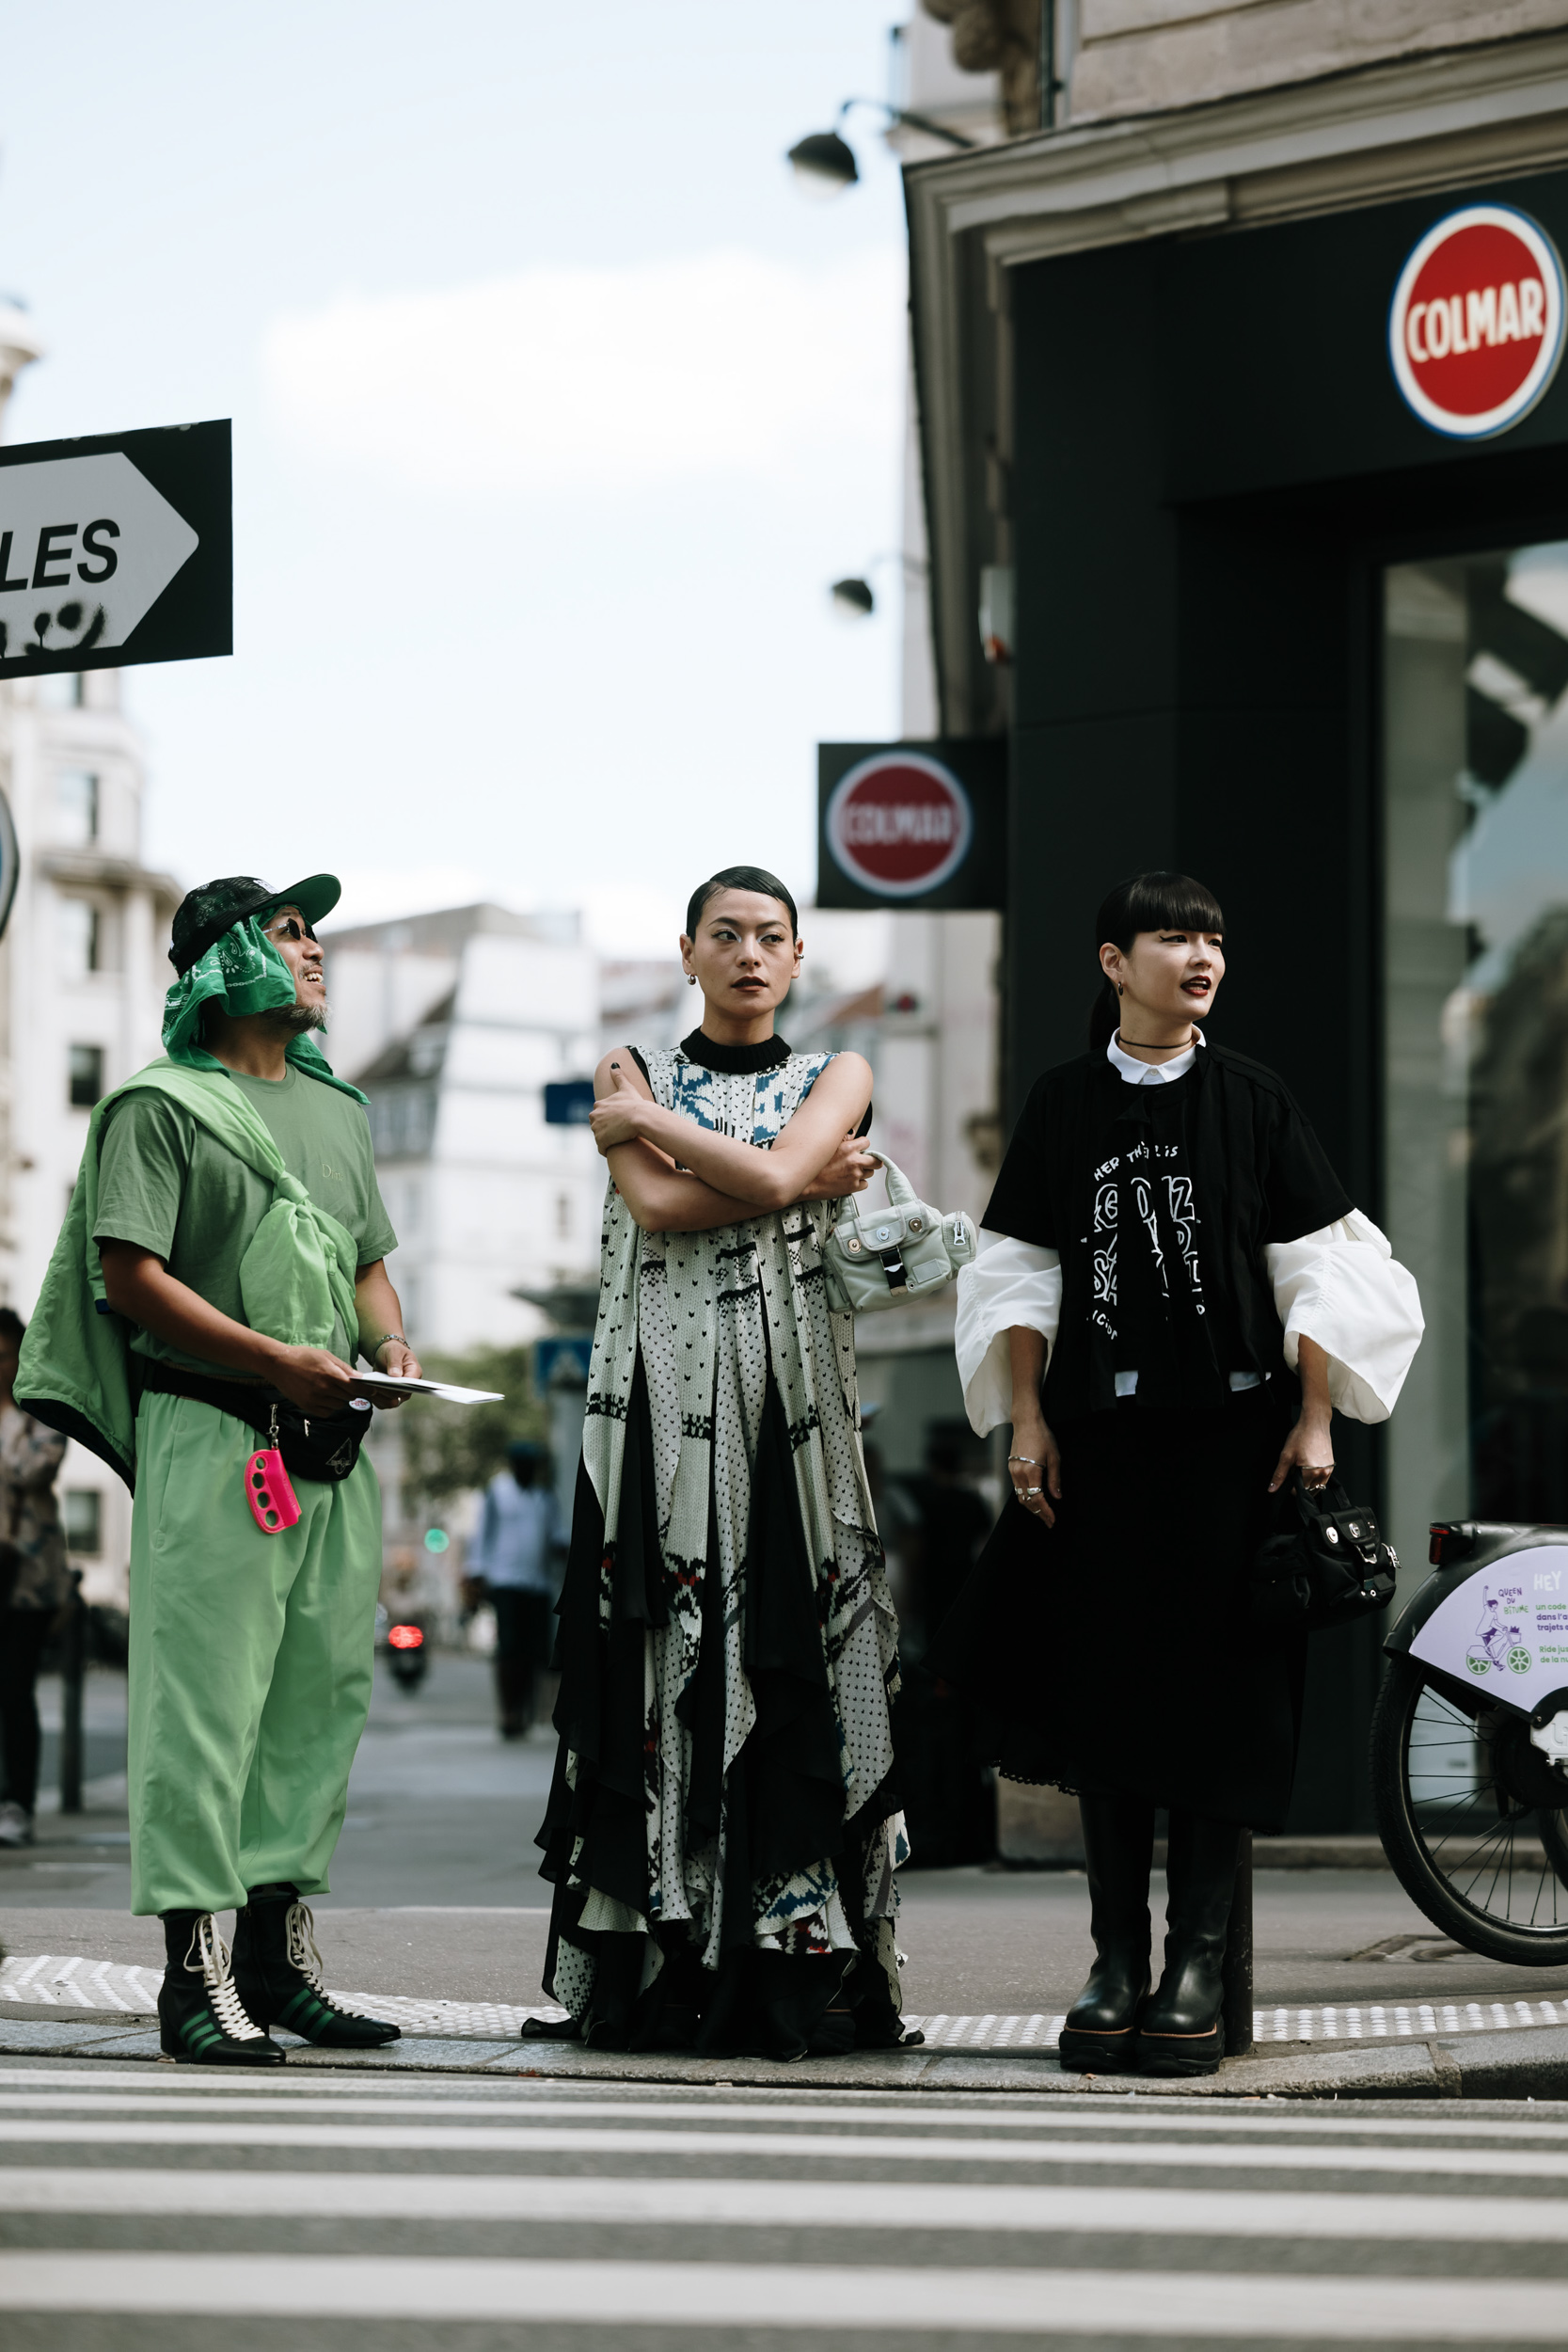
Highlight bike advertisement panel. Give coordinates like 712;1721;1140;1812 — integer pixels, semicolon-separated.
1408;1545;1568;1710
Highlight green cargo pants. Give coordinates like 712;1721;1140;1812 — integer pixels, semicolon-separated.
127;1391;383;1915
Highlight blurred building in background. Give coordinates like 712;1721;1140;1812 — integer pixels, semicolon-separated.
323;904;601;1355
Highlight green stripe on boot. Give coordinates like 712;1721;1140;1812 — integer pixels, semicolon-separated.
233;1884;401;2047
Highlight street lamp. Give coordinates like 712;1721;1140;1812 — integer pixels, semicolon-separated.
787;98;976;198
828;552;928;621
831;577;877;620
787;130;861;199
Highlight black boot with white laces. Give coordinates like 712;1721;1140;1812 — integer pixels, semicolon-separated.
157;1911;285;2066
232;1883;402;2047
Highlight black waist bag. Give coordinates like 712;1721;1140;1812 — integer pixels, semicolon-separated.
1248;1471;1398;1635
139;1364;372;1483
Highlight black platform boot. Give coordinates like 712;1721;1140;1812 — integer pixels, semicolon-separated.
232;1883;402;2047
158;1911;285;2066
1134;1809;1240;2078
1057;1792;1155;2074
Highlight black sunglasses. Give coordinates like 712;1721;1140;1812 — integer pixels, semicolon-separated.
263;914;319;945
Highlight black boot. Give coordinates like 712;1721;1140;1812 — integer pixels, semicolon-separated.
158;1911;285;2066
232;1883;402;2048
1058;1793;1154;2074
1135;1809;1240;2077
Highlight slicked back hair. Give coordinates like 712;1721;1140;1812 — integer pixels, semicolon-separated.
685;866;800;943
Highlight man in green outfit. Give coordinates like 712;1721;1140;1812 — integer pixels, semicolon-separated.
20;873;420;2065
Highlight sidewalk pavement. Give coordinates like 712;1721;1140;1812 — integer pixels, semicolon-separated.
8;1657;1568;2098
1;1999;1564;2101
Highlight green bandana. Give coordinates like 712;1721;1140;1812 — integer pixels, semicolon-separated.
160;914;365;1103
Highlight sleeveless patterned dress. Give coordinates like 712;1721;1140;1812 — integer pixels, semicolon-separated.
537;1040;909;2054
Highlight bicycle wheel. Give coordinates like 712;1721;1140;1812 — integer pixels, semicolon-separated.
1370;1654;1568;1964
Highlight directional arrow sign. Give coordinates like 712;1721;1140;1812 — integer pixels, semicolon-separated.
0;418;230;679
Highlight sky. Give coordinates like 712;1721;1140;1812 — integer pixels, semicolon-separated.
0;2;911;953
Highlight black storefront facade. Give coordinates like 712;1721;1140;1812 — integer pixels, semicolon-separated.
907;33;1568;1829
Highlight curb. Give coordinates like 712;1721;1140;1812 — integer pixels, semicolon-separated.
4;2015;1566;2098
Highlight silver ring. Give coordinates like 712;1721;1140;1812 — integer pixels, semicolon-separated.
1017;1485;1043;1499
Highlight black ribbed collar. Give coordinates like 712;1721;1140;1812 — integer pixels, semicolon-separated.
679;1026;791;1075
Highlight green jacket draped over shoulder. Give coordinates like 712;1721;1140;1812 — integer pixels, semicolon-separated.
16;1058;363;1489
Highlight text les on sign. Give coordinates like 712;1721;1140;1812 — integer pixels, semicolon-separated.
0;452;199;665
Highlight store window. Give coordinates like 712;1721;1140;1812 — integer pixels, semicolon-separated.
59;898;100;976
1384;543;1568;1571
55;768;99;846
69;1042;104;1107
63;1489;102;1554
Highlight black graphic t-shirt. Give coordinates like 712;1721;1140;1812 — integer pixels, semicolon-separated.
1084;1079;1239;1412
982;1044;1353;1422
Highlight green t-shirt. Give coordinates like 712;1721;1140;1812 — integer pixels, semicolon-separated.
93;1065;398;1377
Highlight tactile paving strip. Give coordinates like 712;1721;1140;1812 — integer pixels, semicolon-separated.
4;1957;1567;2046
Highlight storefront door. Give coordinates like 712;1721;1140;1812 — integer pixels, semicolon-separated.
1385;542;1568;1583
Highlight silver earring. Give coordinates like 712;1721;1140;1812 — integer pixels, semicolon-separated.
1116;981;1124;996
687;972;697;986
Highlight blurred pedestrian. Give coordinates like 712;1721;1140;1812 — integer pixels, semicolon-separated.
467;1440;562;1738
893;1429;994;1869
0;1307;69;1849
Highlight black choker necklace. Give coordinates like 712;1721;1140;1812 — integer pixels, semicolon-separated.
680;1027;791;1075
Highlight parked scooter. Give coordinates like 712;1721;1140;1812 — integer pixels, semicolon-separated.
1372;1520;1568;1963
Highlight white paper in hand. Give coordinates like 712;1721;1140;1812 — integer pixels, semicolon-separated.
352;1370;504;1405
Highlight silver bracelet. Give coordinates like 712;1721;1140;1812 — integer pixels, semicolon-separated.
372;1333;410;1359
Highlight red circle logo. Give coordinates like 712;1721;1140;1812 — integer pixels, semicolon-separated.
1389;205;1565;439
825;752;974;898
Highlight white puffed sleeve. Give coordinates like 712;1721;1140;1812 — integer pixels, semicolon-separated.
1264;1209;1423;1423
955;1230;1062;1438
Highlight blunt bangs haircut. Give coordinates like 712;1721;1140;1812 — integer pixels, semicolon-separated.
1088;869;1227;1048
1098;870;1226;952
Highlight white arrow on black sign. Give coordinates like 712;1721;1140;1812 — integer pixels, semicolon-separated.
0;451;200;665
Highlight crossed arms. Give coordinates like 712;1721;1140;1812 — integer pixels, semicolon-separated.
587;1049;877;1235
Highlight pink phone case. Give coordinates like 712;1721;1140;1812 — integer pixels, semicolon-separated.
245;1447;301;1534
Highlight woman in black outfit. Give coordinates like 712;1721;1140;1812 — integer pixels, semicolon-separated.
942;872;1421;2075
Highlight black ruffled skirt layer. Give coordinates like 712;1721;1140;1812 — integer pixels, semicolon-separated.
930;1386;1307;1833
536;1359;905;2059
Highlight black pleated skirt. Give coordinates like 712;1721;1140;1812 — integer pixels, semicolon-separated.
930;1386;1307;1832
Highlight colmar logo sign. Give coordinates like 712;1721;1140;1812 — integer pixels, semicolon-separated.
824;751;974;898
1389;204;1565;439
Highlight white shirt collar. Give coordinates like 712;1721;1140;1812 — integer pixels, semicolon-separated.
1106;1029;1206;1086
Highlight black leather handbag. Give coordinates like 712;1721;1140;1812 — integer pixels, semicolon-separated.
1248;1471;1398;1634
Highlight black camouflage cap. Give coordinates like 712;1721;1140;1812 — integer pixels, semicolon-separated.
167;873;341;976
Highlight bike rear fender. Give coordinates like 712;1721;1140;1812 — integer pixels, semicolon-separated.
1386;1521;1568;1723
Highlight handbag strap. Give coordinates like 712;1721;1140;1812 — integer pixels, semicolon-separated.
877;1154;916;1209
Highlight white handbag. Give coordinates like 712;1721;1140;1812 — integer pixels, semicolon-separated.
821;1155;977;1314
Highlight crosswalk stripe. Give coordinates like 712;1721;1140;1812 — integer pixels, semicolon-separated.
4;2165;1567;2241
0;2251;1564;2334
3;2117;1567;2174
6;2073;1568;2140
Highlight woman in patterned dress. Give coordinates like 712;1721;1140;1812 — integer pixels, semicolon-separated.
535;866;913;2058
